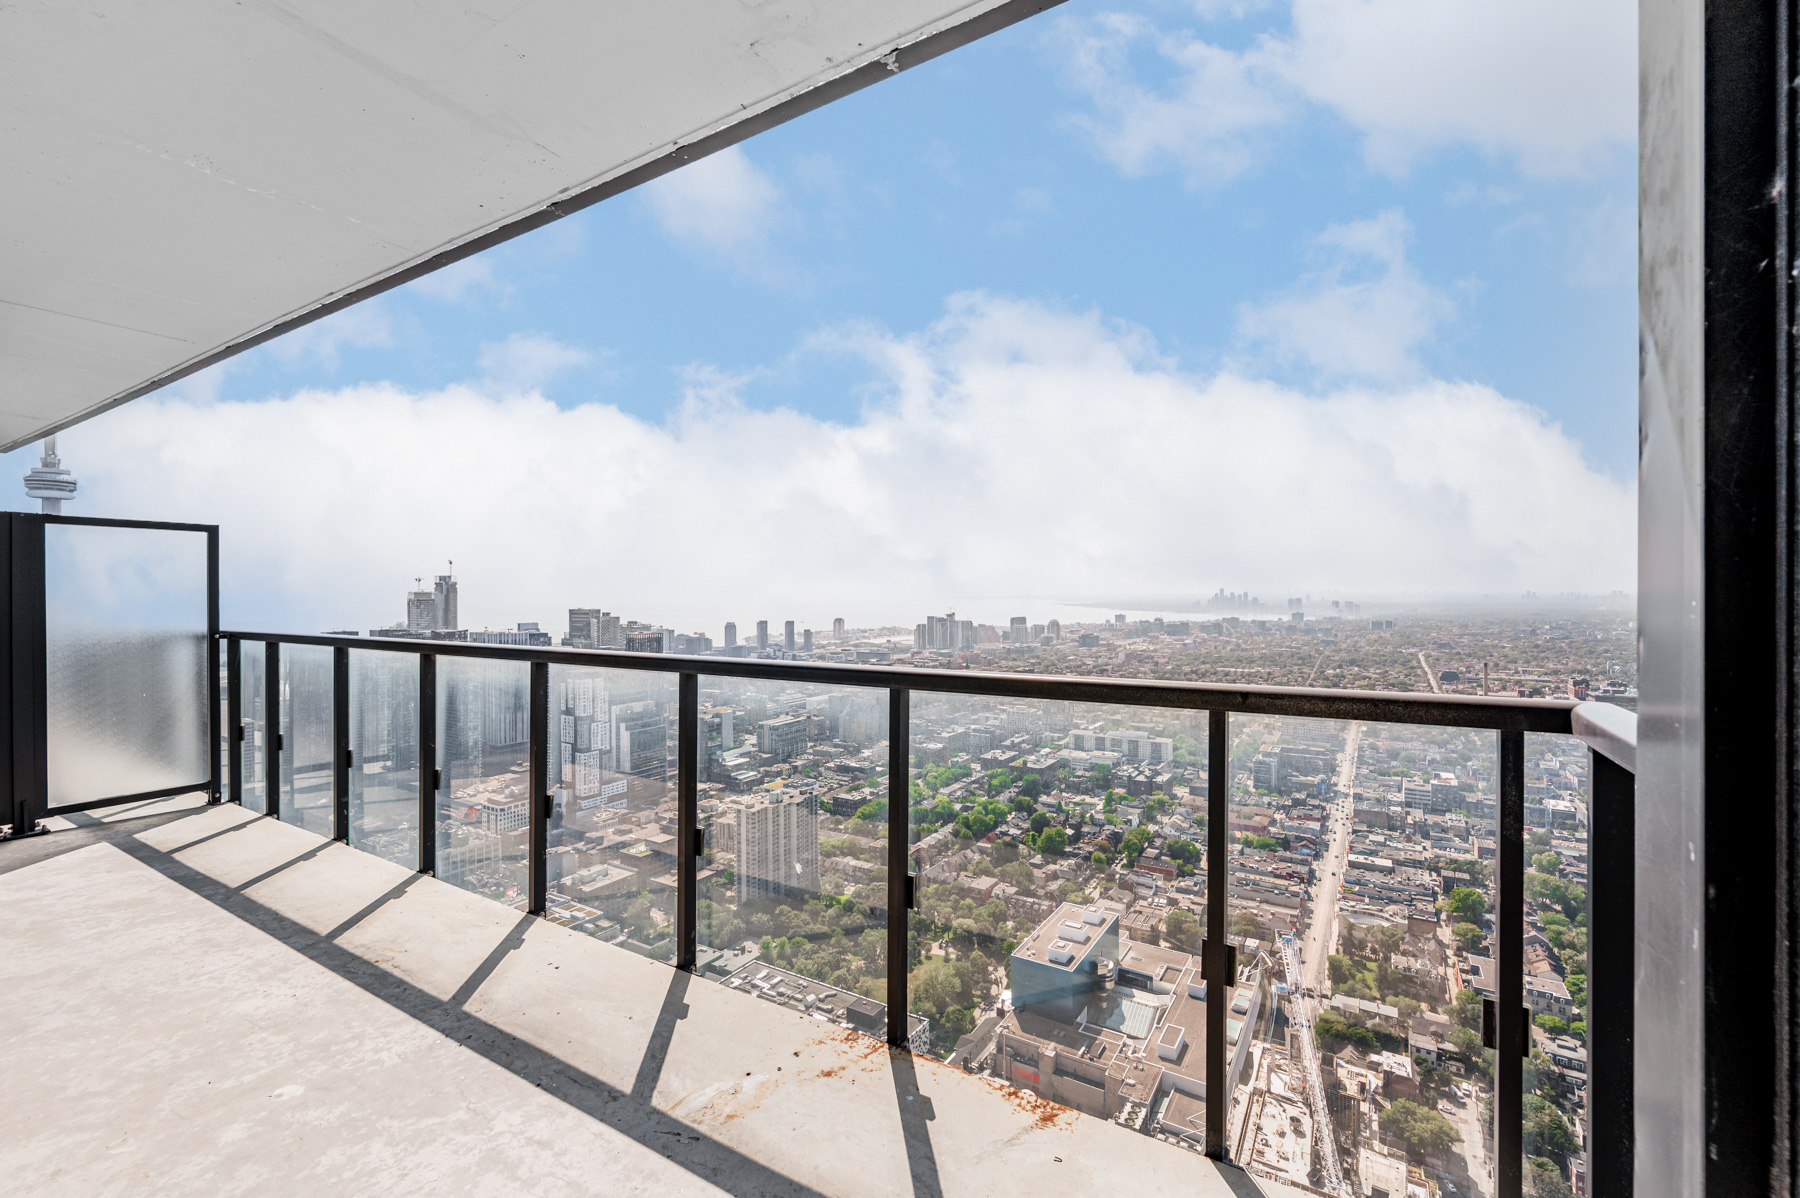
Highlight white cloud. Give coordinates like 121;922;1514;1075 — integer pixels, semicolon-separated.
641;146;784;264
1053;13;1288;187
1053;0;1634;181
476;333;594;393
1235;210;1455;380
1276;0;1636;177
40;294;1631;635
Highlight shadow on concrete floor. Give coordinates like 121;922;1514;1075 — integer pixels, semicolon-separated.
108;821;832;1198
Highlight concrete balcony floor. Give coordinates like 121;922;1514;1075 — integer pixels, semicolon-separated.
0;801;1281;1198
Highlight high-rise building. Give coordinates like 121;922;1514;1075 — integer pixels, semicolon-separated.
758;714;810;761
407;587;437;631
1009;616;1028;643
556;673;613;804
916;612;976;651
724;622;738;649
612;701;668;778
784;620;795;652
568;609;620;649
1047;619;1061;640
756;620;769;650
732;792;820;904
802;629;813;652
434;571;458;630
833;617;845;641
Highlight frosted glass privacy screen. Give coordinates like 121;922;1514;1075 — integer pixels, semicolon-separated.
45;523;210;808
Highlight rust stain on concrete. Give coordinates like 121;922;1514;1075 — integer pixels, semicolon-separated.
989;1080;1076;1132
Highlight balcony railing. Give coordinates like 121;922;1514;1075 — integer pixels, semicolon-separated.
197;627;1635;1198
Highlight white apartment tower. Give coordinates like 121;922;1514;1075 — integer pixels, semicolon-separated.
733;792;820;904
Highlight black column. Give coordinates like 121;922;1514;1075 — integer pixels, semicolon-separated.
332;647;349;841
2;514;45;840
1588;748;1635;1198
206;526;220;804
226;637;242;805
887;687;910;1047
1497;729;1524;1198
265;641;281;819
1205;707;1228;1158
528;660;548;916
418;653;436;876
676;671;698;970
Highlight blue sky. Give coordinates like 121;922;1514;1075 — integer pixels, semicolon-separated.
28;0;1638;634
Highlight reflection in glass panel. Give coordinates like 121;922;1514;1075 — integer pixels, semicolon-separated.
279;645;334;837
910;694;1208;1131
238;642;268;814
43;523;210;807
695;676;894;1042
348;650;419;868
1521;733;1589;1198
1233;718;1499;1197
542;665;676;959
435;658;530;906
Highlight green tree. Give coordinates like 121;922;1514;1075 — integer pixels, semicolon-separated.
1328;954;1357;986
1446;886;1488;920
1029;811;1054;835
1450;1026;1484;1056
1038;827;1068;854
1535;1015;1569;1037
1532;851;1562;874
1524;1157;1574;1198
1090;850;1111;871
1164;908;1203;954
1315;1012;1379;1054
1379;1099;1462;1158
855;797;889;822
1121;824;1153;865
1367;924;1405;963
1451;987;1485;1030
1524;1094;1577;1160
1453;922;1486;952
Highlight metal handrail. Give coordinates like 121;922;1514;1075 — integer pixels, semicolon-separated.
221;628;1580;732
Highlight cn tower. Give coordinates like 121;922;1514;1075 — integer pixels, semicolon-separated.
23;437;77;514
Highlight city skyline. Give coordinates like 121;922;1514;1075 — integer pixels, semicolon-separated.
0;0;1635;636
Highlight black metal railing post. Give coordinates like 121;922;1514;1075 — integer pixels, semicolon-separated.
887;686;911;1047
677;672;698;970
1497;728;1525;1198
4;515;47;840
418;653;436;876
528;659;548;916
226;637;242;805
1588;748;1635;1198
206;526;220;803
332;646;350;841
1205;706;1229;1158
265;641;281;819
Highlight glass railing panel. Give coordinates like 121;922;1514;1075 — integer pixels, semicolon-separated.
543;665;676;959
278;644;334;836
1520;731;1589;1198
43;522;210;807
910;691;1208;1136
238;641;268;814
696;675;892;1041
434;657;531;906
347;649;420;868
1228;717;1499;1197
